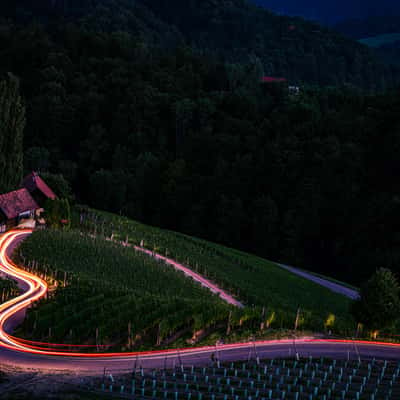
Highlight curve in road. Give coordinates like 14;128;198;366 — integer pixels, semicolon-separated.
0;229;399;373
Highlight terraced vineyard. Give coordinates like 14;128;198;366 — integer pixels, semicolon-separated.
75;209;354;335
90;358;400;399
0;277;20;303
13;230;230;351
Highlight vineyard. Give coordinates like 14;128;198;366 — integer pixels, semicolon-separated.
8;207;358;351
74;209;354;335
0;277;20;303
87;358;400;399
13;230;230;351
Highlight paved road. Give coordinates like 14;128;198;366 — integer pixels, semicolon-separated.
0;338;399;374
0;230;398;375
278;264;359;300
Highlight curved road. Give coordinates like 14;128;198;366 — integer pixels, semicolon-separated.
0;230;399;374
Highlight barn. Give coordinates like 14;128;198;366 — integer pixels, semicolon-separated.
0;188;39;233
22;172;57;206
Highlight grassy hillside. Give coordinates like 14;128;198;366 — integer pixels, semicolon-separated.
77;209;354;331
14;230;229;351
10;210;355;351
77;209;352;317
10;209;357;350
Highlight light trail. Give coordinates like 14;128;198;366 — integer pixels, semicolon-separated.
0;229;399;365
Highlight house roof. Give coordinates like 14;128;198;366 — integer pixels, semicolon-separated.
0;188;39;219
262;76;287;83
22;172;57;200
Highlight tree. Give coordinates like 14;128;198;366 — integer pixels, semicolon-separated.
45;198;71;229
41;172;73;200
25;147;50;172
0;73;25;192
351;268;400;332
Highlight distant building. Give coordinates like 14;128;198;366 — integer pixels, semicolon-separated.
288;85;301;96
0;189;39;233
261;76;287;84
22;172;57;206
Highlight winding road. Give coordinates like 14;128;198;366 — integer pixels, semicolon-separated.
0;229;399;374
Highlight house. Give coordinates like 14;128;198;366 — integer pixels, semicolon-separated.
22;172;57;206
0;189;39;233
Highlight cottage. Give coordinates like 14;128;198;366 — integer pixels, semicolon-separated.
0;188;39;233
22;172;57;206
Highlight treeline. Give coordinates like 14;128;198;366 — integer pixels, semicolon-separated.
2;0;399;89
0;4;399;285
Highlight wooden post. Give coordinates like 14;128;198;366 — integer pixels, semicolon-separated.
294;308;301;331
226;311;232;335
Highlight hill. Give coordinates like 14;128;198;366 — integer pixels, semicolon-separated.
12;210;354;351
334;16;400;66
251;0;400;25
0;0;397;89
334;16;400;39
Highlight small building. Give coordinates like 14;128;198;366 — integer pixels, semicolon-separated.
22;172;57;206
261;76;287;84
0;188;39;233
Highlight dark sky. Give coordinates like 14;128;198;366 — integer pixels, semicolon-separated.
252;0;400;24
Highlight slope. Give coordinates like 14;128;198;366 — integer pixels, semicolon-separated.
10;209;354;352
1;0;398;89
251;0;400;25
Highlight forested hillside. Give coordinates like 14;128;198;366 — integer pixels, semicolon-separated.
0;0;399;285
1;0;398;89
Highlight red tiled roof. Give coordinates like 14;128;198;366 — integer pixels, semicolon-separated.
22;172;57;200
262;76;287;83
0;188;39;219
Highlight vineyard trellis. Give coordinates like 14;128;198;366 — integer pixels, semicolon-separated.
14;229;231;351
74;208;355;336
84;358;400;399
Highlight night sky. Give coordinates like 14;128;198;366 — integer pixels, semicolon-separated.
252;0;400;24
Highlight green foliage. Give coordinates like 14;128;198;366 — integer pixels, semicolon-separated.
45;198;71;228
77;209;354;334
0;73;25;193
351;268;400;331
0;277;20;303
24;147;50;172
0;1;398;288
15;229;229;350
41;172;73;200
